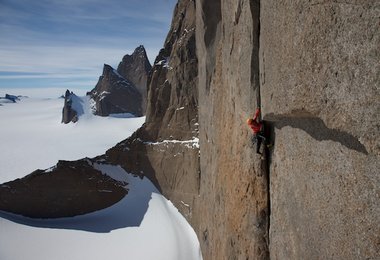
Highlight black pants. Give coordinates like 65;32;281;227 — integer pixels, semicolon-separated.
253;133;266;154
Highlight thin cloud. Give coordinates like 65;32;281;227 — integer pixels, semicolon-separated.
0;0;176;89
0;43;161;72
0;73;96;80
0;0;175;26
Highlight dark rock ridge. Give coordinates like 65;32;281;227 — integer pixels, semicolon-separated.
0;159;127;218
88;64;142;117
117;45;152;114
88;46;151;117
5;94;20;103
0;94;24;104
62;90;79;124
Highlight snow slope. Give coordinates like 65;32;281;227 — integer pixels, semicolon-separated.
0;88;202;260
0;164;202;260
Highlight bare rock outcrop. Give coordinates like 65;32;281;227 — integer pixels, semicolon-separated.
88;46;151;117
88;64;143;117
0;159;127;218
61;89;79;124
5;94;20;103
0;94;23;105
117;45;152;113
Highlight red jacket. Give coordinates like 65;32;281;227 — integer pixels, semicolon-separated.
249;108;262;134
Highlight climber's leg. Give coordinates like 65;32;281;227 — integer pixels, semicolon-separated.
256;135;263;154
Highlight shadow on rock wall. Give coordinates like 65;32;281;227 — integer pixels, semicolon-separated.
265;112;368;155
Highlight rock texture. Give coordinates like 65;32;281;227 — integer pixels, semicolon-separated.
260;1;380;259
0;159;127;218
194;1;270;259
62;90;79;124
117;45;152;113
88;64;143;117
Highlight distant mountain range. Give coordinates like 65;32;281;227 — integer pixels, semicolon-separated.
0;94;26;105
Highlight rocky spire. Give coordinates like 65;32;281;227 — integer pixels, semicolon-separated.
88;64;142;117
117;45;152;114
61;89;78;124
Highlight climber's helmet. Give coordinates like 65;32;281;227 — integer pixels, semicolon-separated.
247;118;253;125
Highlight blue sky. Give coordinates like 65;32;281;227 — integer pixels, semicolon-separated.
0;0;177;90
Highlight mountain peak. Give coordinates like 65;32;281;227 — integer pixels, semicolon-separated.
134;45;146;53
88;61;142;117
102;64;114;75
120;45;149;65
61;89;82;124
117;46;152;114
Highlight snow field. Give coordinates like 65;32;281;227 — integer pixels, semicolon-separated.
0;88;144;183
0;165;202;260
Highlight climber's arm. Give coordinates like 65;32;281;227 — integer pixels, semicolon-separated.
252;108;260;121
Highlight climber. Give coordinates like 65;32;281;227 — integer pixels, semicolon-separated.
247;108;266;155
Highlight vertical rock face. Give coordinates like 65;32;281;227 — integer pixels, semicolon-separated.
193;0;379;259
117;45;152;113
145;0;197;141
195;0;269;259
260;1;379;259
88;64;143;117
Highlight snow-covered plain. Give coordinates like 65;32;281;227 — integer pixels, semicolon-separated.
0;88;144;183
0;88;202;260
